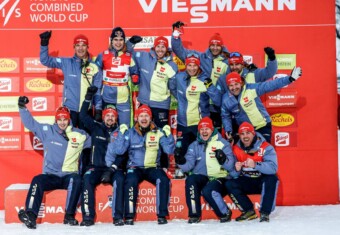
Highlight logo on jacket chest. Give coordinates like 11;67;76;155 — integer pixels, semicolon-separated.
242;96;254;108
146;134;158;148
70;137;80;148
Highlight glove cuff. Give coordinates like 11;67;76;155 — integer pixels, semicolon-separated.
40;39;49;46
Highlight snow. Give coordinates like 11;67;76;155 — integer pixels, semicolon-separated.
1;205;340;235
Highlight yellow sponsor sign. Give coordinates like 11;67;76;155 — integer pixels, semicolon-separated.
26;78;53;92
173;56;185;71
24;116;54;132
0;96;19;112
0;58;18;72
271;113;295;127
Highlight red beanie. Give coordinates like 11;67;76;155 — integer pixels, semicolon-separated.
154;36;169;49
102;106;118;120
135;105;152;118
55;107;70;122
185;56;200;67
198;117;214;131
209;33;223;46
74;34;89;46
238;122;255;135
226;72;242;85
228;52;244;64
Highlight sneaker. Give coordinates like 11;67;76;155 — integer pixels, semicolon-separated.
125;218;134;225
260;213;270;222
235;210;258;222
220;210;232;223
18;209;36;229
80;220;95;226
114;218;124;226
157;217;168;225
63;214;79;226
188;217;201;224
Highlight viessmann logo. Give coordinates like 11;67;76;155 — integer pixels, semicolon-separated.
26;78;53;92
139;0;296;23
268;94;296;100
0;59;18;72
271;113;294;127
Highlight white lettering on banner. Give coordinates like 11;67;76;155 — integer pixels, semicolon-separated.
139;0;296;23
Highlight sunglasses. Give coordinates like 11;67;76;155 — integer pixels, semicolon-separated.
187;52;200;59
229;52;242;58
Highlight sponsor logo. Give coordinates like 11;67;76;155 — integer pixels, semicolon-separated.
26;78;53;92
0;78;11;92
243;55;253;65
0;0;21;26
0;136;20;150
24;58;53;73
266;91;297;108
275;132;290;146
276;54;296;70
191;86;196;91
33;136;43;150
138;0;296;23
268;94;296;100
129;36;172;49
0;58;18;72
150;136;155;141
32;97;47;111
0;117;13;131
170;115;177;129
72;138;76;143
271;113;295;127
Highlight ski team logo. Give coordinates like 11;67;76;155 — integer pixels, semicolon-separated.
0;78;11;91
0;117;13;131
0;0;21;27
32;97;47;111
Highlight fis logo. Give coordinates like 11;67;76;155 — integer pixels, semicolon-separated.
0;0;21;27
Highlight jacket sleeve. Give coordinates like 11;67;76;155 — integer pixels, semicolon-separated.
221;94;233;133
94;53;103;69
254;59;278;82
216;73;227;95
92;66;103;110
79;100;96;132
111;129;131;155
206;84;222;107
254;144;278;175
159;131;175;155
19;108;48;142
177;142;197;172
169;74;178;98
171;36;201;62
105;141;117;167
40;45;63;69
82;132;92;149
255;76;292;96
220;138;236;173
199;92;210;118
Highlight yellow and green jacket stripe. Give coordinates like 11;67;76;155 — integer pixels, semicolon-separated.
221;75;292;132
111;123;175;168
170;71;221;127
131;50;178;110
178;131;235;178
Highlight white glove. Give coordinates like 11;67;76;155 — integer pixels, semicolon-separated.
119;124;128;134
290;67;302;81
172;29;181;39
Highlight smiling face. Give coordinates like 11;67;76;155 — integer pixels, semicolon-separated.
228;82;243;96
186;63;199;76
103;113;116;128
74;42;88;59
199;127;213;141
154;44;167;59
137;113;151;128
209;44;222;56
57;118;69;131
239;131;255;147
229;63;244;73
111;37;125;51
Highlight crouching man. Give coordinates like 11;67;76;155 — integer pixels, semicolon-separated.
17;96;91;229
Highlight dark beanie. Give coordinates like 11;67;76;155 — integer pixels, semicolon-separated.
110;27;125;41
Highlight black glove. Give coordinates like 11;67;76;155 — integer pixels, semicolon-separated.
215;149;227;165
129;35;143;45
18;96;29;109
94;109;102;122
247;63;258;72
172;21;185;31
39;31;52;46
174;147;186;165
264;47;276;61
204;78;213;89
101;167;116;183
85;86;98;101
